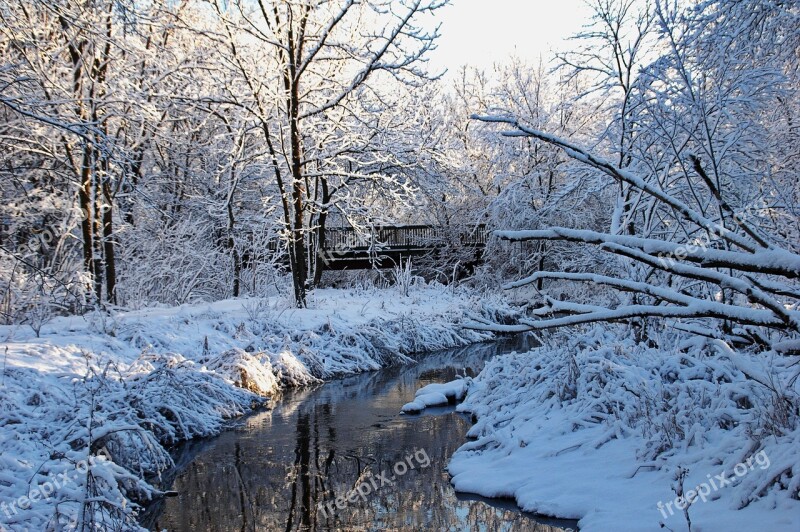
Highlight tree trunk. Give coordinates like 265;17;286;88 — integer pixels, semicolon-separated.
312;178;330;287
227;200;240;298
287;18;307;308
92;159;104;302
78;148;96;300
102;176;116;305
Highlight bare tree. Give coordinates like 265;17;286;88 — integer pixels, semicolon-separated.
210;0;447;307
471;115;799;350
556;0;655;236
0;0;125;304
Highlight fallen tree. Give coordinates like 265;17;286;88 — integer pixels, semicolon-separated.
467;116;800;353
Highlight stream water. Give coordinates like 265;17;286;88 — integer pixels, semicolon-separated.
144;336;578;531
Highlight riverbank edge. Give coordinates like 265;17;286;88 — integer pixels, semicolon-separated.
0;285;517;531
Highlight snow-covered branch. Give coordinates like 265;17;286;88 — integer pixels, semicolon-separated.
475;111;800;346
475;115;767;253
496;227;800;279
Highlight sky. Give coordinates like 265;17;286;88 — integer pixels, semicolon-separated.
427;0;592;77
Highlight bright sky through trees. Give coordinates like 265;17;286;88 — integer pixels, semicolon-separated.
429;0;591;75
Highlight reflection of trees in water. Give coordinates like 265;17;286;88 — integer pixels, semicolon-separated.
284;411;311;530
152;337;574;532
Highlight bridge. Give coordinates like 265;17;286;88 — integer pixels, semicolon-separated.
318;224;488;270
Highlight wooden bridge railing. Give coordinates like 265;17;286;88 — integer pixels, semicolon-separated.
322;224;488;252
228;224;489;270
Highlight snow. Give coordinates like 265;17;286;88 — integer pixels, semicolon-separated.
448;326;800;531
476;115;764;254
401;392;449;413
0;284;502;530
773;339;800;355
401;377;471;413
202;348;280;396
494;227;800;279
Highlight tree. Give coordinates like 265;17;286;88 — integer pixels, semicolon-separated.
0;0;127;307
470;0;800;352
1;0;288;312
414;61;593;284
557;0;655;236
210;0;447;307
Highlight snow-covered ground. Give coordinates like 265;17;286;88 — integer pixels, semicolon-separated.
0;285;505;531
447;326;800;531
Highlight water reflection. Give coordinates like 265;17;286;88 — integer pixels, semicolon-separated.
146;337;577;531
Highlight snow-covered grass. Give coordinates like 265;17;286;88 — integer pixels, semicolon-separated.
0;284;502;531
448;326;800;531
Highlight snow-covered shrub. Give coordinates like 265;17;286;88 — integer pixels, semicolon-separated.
0;362;163;530
267;349;321;387
242;297;271;323
280;306;497;379
201;348;279;396
124;352;266;444
392;259;416;297
0;253;89;330
116;217;231;307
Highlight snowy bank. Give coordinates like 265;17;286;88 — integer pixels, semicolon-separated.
0;285;503;530
449;327;800;531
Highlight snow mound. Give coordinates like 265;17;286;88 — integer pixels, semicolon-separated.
268;349;322;387
203;348;280;396
402;378;471;413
